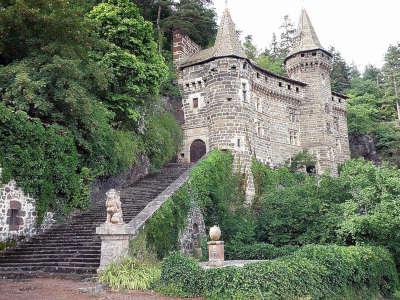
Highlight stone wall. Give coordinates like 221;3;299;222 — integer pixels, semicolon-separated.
0;180;36;242
179;202;206;256
172;30;201;67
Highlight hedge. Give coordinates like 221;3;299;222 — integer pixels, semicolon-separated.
225;242;298;260
159;245;399;299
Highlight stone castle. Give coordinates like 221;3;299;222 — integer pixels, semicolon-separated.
173;7;350;179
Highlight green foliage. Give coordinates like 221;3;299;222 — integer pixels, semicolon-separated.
145;186;192;258
99;258;161;291
255;53;284;75
225;242;298;261
143;112;182;170
144;150;245;258
252;158;400;269
0;0;182;221
0;103;88;222
88;0;168;127
243;35;258;60
159;245;398;299
284;150;316;172
159;252;204;297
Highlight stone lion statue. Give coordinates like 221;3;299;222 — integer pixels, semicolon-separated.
105;189;124;225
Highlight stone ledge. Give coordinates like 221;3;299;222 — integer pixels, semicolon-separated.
199;260;263;270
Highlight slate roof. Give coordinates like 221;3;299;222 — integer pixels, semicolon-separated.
180;8;246;67
289;9;325;56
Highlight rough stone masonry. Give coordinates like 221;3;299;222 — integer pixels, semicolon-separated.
173;7;350;198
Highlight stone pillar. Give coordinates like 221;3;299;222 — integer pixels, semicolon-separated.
96;224;131;272
207;241;225;266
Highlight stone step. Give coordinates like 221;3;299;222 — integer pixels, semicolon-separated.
0;163;189;278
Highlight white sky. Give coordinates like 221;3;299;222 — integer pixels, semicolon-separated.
214;0;400;72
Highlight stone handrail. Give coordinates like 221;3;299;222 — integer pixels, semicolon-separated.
126;165;192;235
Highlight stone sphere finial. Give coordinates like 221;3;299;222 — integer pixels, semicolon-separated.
209;225;221;241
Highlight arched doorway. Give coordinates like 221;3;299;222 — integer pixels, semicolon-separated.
190;139;206;163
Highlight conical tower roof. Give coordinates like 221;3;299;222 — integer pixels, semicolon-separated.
289;9;324;56
181;7;246;67
213;8;246;58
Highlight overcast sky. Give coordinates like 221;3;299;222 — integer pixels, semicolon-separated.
214;0;400;72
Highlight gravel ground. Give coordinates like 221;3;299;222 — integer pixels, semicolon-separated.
0;278;202;300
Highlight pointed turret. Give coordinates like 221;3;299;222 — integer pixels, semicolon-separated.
213;8;246;58
180;7;246;67
290;9;324;56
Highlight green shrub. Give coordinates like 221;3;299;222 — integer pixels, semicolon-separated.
143;150;248;259
158;245;399;299
144;186;192;258
159;252;204;297
225;242;298;260
99;258;160;291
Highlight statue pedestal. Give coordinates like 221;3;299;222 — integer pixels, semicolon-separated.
96;223;131;272
207;241;224;266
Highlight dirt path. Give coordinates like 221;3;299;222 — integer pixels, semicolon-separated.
0;278;201;300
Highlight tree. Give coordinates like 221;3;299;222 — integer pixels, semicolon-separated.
279;15;296;57
243;35;258;61
88;0;168;128
329;47;351;93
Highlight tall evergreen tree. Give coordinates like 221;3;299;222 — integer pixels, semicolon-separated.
329;47;351;93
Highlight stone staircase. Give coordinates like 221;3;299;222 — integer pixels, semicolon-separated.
0;163;189;279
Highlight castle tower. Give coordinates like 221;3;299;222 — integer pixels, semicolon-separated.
285;9;344;175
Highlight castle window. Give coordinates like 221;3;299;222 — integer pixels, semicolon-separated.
287;84;291;90
334;116;339;131
332;96;334;101
230;65;237;71
296;87;300;93
257;72;260;78
237;139;241;147
193;98;199;109
327;122;332;134
301;53;305;57
185;83;190;89
278;82;283;87
192;82;196;89
9;209;19;229
312;52;317;56
242;83;248;102
339;98;342;103
289;109;296;122
197;81;202;88
289;130;298;145
227;97;232;101
243;62;247;70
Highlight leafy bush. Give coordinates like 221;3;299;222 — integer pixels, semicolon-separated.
144;186;192;258
99;258;160;291
142;150;248;258
225;242;298;260
158;252;204;297
159;245;399;299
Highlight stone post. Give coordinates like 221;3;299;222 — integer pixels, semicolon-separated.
207;225;224;266
96;188;132;272
96;224;131;271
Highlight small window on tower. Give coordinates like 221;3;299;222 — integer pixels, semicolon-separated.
296;87;300;93
242;83;248;102
278;82;283;87
257;73;260;78
243;62;247;70
301;53;305;57
193;98;199;109
312;52;317;56
287;84;291;90
237;139;241;147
